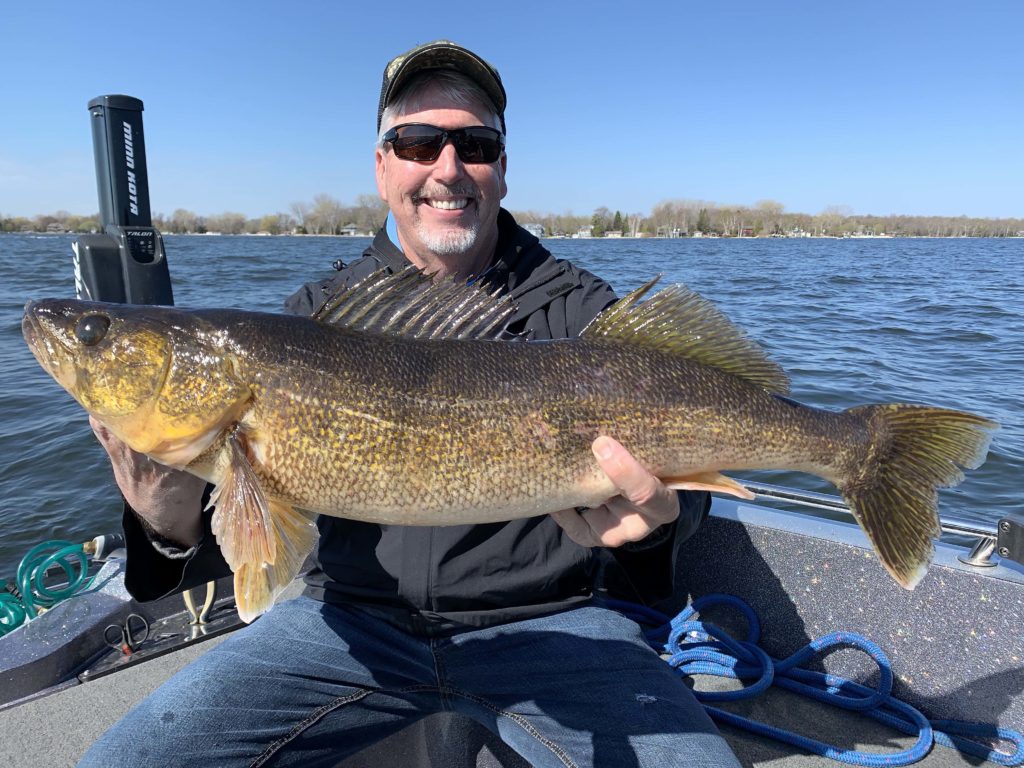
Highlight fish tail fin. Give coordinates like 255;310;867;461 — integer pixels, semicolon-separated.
837;404;997;589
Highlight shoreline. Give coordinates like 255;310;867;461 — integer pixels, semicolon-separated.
3;231;1019;240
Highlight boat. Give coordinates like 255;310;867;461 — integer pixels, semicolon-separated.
1;96;1021;767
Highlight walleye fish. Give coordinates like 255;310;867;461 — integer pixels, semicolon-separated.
22;269;996;621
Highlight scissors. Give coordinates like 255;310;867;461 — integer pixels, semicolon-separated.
103;613;150;656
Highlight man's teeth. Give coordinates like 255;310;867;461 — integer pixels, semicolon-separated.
427;198;469;210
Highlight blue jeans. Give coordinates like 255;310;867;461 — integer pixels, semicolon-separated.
79;596;739;768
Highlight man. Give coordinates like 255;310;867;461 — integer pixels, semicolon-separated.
80;41;740;768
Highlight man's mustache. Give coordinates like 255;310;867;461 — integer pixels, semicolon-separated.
413;184;479;202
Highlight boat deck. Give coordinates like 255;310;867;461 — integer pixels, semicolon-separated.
2;502;1019;767
0;632;992;767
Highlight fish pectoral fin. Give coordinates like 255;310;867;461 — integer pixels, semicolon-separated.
234;500;319;623
207;436;319;623
662;471;755;500
208;435;276;570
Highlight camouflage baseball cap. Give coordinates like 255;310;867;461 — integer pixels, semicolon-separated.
377;40;507;134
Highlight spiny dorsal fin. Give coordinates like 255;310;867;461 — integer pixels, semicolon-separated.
581;277;790;394
313;266;518;340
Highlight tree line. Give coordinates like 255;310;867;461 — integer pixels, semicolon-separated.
0;194;389;236
511;200;1024;238
2;196;1021;238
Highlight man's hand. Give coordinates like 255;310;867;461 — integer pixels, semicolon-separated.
90;416;207;547
550;436;679;548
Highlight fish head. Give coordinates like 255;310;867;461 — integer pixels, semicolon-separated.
22;299;250;466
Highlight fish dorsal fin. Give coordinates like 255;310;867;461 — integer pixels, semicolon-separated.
313;266;517;340
581;277;790;394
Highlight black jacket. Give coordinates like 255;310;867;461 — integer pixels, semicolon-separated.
123;210;708;636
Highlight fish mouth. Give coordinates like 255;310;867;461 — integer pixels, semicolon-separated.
22;300;49;366
22;299;77;387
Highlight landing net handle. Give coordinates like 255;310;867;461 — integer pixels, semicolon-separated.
72;95;173;306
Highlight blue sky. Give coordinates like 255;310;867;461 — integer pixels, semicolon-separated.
1;1;1021;220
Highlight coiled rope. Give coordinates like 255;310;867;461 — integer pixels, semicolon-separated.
0;540;93;636
608;594;1023;766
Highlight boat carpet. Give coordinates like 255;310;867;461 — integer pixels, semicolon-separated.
0;628;995;768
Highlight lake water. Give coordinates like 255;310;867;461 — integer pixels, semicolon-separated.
1;233;1020;579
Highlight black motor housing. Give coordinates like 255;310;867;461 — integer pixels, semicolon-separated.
72;95;173;305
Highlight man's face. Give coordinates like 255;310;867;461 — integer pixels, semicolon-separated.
375;84;507;278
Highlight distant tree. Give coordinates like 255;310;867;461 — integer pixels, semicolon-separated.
308;194;344;235
205;212;246;234
258;214;282;234
290;201;311;234
755;199;785;235
169;208;199;234
353;194;388;233
816;205;851;236
34;214;58;231
276;212;296;233
695;208;710;234
591;206;611;237
627;212;644;237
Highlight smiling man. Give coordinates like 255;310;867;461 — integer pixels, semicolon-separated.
79;41;740;768
374;77;507;278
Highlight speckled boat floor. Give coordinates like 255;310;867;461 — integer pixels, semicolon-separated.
0;646;1003;767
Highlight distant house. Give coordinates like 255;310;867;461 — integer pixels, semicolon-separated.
604;230;623;238
656;226;686;238
523;223;545;238
574;225;593;238
338;224;361;236
45;222;66;233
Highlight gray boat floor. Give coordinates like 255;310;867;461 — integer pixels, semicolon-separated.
0;632;1000;768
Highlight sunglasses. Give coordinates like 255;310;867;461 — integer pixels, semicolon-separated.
381;123;505;164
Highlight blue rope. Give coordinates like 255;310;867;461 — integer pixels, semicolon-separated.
606;594;1024;766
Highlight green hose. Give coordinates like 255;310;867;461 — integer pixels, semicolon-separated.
0;587;27;635
0;540;93;637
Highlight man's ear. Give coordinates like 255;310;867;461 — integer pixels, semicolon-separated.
375;147;387;201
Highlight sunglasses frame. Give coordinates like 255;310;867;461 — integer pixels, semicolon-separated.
382;123;505;164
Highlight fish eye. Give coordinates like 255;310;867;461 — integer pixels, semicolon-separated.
75;314;111;346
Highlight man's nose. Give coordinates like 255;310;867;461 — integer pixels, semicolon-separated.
431;141;466;183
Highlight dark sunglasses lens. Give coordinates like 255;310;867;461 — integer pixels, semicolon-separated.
391;128;446;161
452;128;503;163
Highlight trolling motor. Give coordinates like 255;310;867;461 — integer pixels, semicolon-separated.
71;95;173;305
